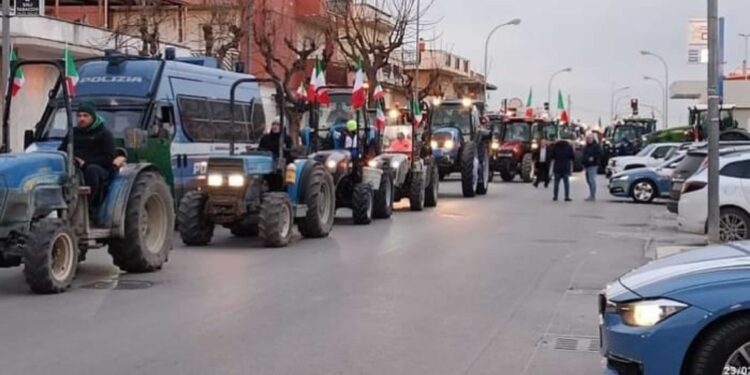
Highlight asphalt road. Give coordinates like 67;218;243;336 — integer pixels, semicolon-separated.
0;174;656;375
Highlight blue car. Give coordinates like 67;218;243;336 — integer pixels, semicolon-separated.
600;242;750;375
608;155;684;203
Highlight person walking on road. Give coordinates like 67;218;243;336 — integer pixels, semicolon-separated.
582;133;603;201
550;138;575;202
533;139;552;188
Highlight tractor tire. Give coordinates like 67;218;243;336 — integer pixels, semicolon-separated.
352;183;373;225
520;153;534;183
461;141;478;198
373;172;394;219
424;162;439;208
259;192;294;248
177;191;214;246
109;171;174;273
409;171;426;211
476;145;490;195
22;219;78;294
298;165;336;238
230;221;258;238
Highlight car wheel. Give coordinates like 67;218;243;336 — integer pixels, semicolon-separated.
630;180;657;203
719;207;750;242
685;316;750;375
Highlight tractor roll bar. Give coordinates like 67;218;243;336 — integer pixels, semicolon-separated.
229;78;285;168
2;59;75;178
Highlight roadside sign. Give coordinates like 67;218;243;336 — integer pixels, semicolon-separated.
688;19;708;64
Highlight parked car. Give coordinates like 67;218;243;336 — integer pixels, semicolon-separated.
600;241;750;375
606;142;679;177
678;151;750;241
608;153;684;203
667;143;750;214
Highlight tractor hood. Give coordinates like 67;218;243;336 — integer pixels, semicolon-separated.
0;152;67;188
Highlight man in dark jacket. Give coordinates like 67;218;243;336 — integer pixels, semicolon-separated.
582;133;603;201
533;139;552;188
59;102;123;210
259;120;292;158
550;138;575;201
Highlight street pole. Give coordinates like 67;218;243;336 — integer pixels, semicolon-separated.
547;67;571;116
644;75;666;127
610;85;630;122
641;51;669;129
0;0;9;151
740;33;749;80
707;0;720;243
482;18;521;105
413;0;419;104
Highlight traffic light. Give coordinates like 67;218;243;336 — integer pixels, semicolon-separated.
543;102;550;111
630;98;639;115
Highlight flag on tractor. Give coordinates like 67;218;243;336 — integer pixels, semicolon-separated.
375;101;386;131
372;82;385;101
411;99;423;126
64;45;79;96
307;58;329;104
524;88;534;118
295;81;307;101
557;89;569;123
351;58;366;109
10;48;24;97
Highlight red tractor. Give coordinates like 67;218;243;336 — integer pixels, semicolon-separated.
493;116;558;182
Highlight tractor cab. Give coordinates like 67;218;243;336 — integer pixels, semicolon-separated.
689;105;750;141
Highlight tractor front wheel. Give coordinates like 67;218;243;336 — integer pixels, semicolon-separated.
352;183;373;225
259;192;294;248
424;162;439;207
373;172;394;219
298;165;336;238
177;191;215;246
461;141;478;198
520;153;534;183
409;171;426;211
109;171;174;273
22;219;78;294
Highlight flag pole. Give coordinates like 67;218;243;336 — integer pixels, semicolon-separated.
1;0;10;152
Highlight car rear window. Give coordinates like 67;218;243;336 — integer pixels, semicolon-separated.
674;154;706;177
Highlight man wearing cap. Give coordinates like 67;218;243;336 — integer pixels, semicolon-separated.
59;102;125;210
343;119;359;152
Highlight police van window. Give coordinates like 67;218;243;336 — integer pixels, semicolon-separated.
179;96;214;141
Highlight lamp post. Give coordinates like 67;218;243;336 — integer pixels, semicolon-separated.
641;50;669;128
547;67;572;115
610;85;630;122
707;0;720;243
644;75;667;127
482;18;521;105
740;33;750;80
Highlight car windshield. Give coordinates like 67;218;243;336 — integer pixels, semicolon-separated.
676;153;708;176
635;144;657;157
432;105;471;134
613;125;639;143
43;104;147;139
503;122;531;142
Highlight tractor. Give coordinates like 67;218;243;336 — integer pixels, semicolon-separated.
177;79;336;248
494;117;534;182
0;60;174;293
301;87;385;225
429;98;491;197
367;105;439;211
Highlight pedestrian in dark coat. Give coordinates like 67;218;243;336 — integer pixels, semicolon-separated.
582;133;603;201
533;140;551;188
550;139;575;201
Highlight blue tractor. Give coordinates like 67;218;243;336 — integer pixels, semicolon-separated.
177;79;336;248
429;99;491;197
0;60;175;293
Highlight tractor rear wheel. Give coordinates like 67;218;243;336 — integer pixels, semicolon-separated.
259;192;294;248
298;165;336;238
520;153;534;183
409;171;426;211
461;141;478;198
177;191;214;246
109;171;174;273
373;172;394;219
424;162;439;207
22;219;78;294
352;183;373;225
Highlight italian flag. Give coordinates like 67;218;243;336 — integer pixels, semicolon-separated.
64;45;79;96
295;81;307;101
372;82;384;101
524;88;534;119
375;101;386;131
10;48;24;97
557;90;569;123
351;58;366;109
411;99;423;126
307;58;329;104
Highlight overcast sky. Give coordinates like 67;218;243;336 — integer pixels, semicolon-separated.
431;0;750;126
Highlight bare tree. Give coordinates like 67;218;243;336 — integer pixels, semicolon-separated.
193;0;249;68
107;0;173;56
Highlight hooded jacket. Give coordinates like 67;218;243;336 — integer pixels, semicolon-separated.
60;112;116;171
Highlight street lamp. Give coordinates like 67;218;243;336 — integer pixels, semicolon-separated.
482;18;521;105
644;75;667;127
547;67;572;115
740;33;750;80
610;85;630;122
641;50;669;128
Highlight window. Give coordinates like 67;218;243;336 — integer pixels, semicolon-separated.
651;146;674;160
445;55;451;66
720;160;750;179
463;60;468;73
179;95;266;143
455;58;460;70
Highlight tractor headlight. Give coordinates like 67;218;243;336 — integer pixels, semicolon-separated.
491;141;500;150
531;141;539;150
390;160;401;169
367;160;378;168
326;159;338;172
616;299;687;327
444;140;455;150
228;174;245;187
430;140;438;149
207;174;224;187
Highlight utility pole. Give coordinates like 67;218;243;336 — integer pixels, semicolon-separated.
707;0;721;243
0;0;10;151
740;33;749;80
413;0;420;105
567;93;572;121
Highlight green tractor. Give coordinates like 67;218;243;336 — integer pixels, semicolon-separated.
0;60;174;293
645;105;750;144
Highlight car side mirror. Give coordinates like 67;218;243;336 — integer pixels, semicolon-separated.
23;130;34;149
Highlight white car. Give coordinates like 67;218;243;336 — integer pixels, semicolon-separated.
678;151;750;241
606;143;680;176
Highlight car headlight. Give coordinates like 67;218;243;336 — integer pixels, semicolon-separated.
326;159;338;171
616;299;687;327
390;160;401;169
612;174;629;181
228;174;245;187
207;174;223;187
430;140;438;149
444;140;455;150
491;141;500;150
